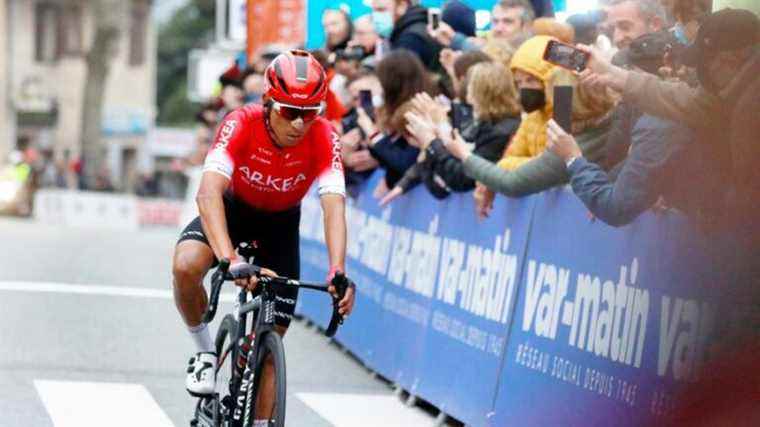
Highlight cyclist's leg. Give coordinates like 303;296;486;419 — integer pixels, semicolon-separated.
253;207;301;420
173;216;216;330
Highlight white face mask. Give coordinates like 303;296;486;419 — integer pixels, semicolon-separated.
372;11;394;38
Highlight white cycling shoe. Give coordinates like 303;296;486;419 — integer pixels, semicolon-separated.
186;352;217;397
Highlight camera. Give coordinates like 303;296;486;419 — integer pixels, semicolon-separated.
335;46;366;62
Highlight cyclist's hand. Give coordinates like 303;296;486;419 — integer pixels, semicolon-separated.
338;284;355;317
230;260;277;291
327;268;356;318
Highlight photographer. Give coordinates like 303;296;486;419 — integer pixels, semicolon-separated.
578;8;759;232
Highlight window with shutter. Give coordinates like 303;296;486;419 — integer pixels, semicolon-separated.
34;2;61;63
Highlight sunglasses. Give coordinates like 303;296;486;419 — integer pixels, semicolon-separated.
272;101;323;122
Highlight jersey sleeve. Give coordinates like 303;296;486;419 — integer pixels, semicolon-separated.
316;123;346;197
202;111;246;180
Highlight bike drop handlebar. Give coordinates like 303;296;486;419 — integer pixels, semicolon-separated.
201;258;350;337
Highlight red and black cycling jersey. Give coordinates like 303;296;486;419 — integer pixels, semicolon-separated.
203;104;345;212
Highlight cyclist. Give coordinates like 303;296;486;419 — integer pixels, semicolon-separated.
171;50;355;423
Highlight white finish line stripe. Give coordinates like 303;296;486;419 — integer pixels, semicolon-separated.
0;281;235;301
35;380;175;427
296;393;435;427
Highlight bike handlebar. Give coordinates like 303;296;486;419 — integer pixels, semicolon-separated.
201;258;352;337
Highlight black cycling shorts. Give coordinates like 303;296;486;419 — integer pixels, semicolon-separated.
177;195;301;328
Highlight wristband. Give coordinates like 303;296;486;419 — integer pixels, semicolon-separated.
327;265;342;283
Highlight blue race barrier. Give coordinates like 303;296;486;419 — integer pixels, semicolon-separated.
297;172;725;426
489;189;724;426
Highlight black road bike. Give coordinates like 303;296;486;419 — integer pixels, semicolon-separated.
191;257;351;427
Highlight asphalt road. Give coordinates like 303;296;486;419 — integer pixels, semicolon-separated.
0;217;438;427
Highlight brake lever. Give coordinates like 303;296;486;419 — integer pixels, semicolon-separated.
326;272;350;337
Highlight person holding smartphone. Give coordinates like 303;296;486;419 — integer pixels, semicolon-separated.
387;0;442;72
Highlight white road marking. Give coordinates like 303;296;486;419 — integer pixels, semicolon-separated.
0;281;235;302
296;393;435;427
34;380;175;427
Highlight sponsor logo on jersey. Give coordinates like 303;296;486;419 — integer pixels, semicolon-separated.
215;120;237;148
249;153;272;165
238;166;307;192
330;132;343;172
257;147;273;156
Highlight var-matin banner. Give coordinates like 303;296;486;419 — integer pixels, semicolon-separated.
296;173;727;426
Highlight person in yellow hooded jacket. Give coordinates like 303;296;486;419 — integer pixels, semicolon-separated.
497;35;558;171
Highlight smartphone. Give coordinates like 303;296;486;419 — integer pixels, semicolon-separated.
428;8;441;30
543;40;590;72
451;102;473;130
553;85;573;133
359;89;375;120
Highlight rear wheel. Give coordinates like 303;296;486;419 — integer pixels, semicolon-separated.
247;331;286;427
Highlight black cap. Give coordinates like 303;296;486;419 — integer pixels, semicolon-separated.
612;31;679;75
682;8;759;66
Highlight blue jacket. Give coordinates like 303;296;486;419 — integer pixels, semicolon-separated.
368;134;419;188
567;114;692;227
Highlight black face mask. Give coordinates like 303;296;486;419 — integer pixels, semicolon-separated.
519;88;546;113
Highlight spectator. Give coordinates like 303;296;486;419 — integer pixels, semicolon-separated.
447;50;492;102
497;36;558;172
415;62;522;194
667;0;711;44
349;15;382;59
487;0;536;48
546;31;693;227
426;1;480;52
370;0;395;39
310;49;349;125
481;38;516;70
389;0;443;71
566;11;605;45
240;67;265;104
195;101;220;129
322;9;353;53
341;70;382;196
217;65;244;119
529;0;554;18
444;68;615;211
250;45;285;74
442;0;476;38
355;51;432;189
579;8;759;236
606;0;668;49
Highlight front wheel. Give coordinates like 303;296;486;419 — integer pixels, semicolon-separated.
215;315;240;426
246;331;286;427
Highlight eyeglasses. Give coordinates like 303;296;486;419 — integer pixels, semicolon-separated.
272;101;323;122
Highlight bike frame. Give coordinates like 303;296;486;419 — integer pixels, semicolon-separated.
231;281;279;426
194;259;350;427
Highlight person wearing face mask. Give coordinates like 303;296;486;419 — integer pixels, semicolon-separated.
495;35;558;172
371;0;395;39
442;68;615;220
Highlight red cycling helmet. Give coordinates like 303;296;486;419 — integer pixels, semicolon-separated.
264;50;327;107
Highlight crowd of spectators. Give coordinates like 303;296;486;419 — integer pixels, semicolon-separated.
193;0;758;244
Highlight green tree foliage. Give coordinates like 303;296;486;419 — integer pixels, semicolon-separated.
156;0;215;125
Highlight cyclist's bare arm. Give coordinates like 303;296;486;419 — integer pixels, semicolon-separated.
196;172;236;262
321;193;346;273
320;193;354;316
